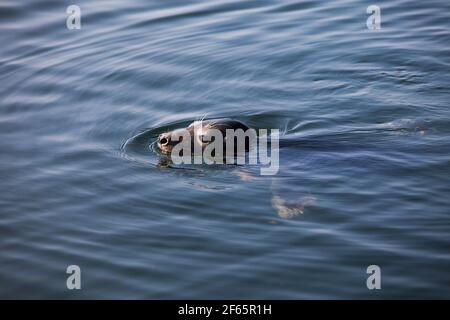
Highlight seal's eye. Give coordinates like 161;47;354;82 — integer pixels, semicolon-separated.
200;135;214;144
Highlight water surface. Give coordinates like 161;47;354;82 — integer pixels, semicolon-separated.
1;0;450;298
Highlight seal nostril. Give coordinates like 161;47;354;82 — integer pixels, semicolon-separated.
159;137;169;146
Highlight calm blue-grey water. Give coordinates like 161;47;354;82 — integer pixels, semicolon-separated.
1;0;450;299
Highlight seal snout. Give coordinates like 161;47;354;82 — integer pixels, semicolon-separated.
158;133;170;146
157;132;179;154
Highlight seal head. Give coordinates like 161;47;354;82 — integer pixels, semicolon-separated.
157;118;251;155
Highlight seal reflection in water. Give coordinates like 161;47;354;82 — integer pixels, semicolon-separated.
155;118;314;219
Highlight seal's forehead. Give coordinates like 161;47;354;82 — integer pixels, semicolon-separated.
187;121;212;135
187;119;249;132
188;120;203;127
170;128;190;136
